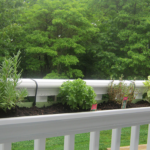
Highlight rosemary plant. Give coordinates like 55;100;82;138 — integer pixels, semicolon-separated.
0;51;28;111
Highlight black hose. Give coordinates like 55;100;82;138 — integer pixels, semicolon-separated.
30;79;38;106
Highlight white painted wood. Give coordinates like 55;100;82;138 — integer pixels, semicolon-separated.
0;79;148;149
17;79;144;89
34;138;46;150
64;134;75;150
36;96;47;102
0;143;11;150
0;107;150;143
36;88;59;96
95;94;102;100
134;92;143;99
111;128;121;150
16;79;145;98
147;124;150;150
89;131;100;150
54;96;57;102
130;125;140;150
93;87;108;94
0;144;2;150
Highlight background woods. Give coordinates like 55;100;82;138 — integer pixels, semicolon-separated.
1;0;150;79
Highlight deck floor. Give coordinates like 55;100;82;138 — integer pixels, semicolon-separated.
107;144;147;150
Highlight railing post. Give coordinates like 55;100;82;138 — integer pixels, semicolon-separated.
130;125;140;150
0;143;11;150
111;128;121;150
147;124;150;150
64;134;75;150
34;138;46;150
89;131;100;150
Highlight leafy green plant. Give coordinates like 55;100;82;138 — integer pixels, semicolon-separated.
143;76;150;103
57;78;96;110
0;51;28;112
108;75;135;105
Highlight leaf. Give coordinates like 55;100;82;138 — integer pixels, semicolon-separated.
147;91;150;97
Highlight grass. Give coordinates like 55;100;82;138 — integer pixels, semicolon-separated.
12;124;148;150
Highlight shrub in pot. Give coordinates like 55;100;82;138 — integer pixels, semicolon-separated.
108;76;135;105
57;78;96;110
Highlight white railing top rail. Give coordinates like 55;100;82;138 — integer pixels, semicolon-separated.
0;107;150;143
15;79;146;100
17;79;145;88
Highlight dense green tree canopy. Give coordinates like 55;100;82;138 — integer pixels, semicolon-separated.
1;0;150;79
84;0;150;79
17;0;98;78
0;0;25;61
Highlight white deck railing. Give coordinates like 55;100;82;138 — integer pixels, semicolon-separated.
16;79;146;102
0;107;150;150
0;79;148;150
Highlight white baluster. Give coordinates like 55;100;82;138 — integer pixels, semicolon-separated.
36;96;47;102
34;138;46;150
89;131;100;150
0;143;11;150
130;125;140;150
111;128;121;150
147;124;150;150
54;96;57;102
95;94;102;100
64;134;75;150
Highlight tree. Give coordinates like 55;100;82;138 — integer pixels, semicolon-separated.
0;0;26;62
83;0;150;79
19;0;98;78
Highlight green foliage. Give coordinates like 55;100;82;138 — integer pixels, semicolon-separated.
57;78;96;110
0;51;28;111
43;71;68;79
18;0;98;78
1;0;150;79
108;75;135;105
143;76;150;103
43;69;84;79
0;0;26;61
81;0;150;79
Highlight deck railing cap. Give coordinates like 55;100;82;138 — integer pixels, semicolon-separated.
16;79;145;88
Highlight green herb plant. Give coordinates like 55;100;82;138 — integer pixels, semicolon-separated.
0;51;28;112
143;76;150;103
57;78;96;110
108;75;135;105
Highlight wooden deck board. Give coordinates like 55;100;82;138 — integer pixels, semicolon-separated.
107;144;147;150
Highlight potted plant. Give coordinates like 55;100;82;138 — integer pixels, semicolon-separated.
57;78;97;110
108;75;136;108
0;51;28;112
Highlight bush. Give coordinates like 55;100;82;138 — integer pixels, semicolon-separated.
57;78;96;110
108;76;135;104
0;51;28;112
